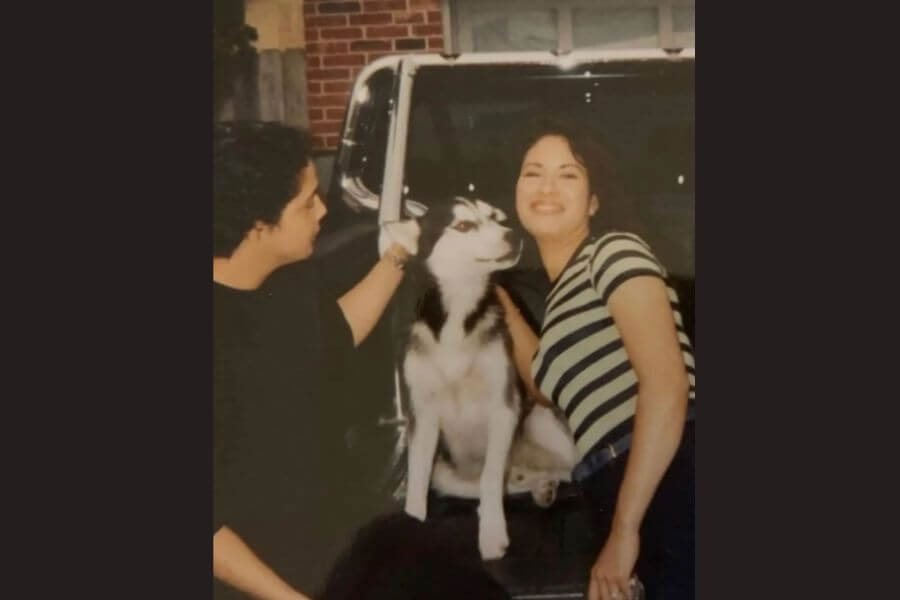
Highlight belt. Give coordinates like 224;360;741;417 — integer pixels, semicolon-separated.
573;433;632;483
572;404;695;484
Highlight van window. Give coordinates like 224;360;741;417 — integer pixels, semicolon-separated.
402;61;694;278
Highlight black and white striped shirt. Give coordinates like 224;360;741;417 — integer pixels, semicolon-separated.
531;232;696;460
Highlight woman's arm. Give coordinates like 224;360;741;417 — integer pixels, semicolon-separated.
588;275;690;600
495;285;554;407
336;243;408;347
213;526;311;600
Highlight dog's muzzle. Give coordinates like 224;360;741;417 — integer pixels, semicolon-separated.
475;239;523;264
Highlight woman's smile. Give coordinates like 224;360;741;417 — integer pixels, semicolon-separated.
530;199;565;215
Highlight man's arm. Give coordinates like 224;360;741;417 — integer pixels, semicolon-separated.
336;243;408;347
213;526;311;600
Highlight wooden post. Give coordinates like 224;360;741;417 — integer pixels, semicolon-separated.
257;49;285;122
282;48;309;129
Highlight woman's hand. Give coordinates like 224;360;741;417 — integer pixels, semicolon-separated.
494;284;515;310
587;524;640;600
494;285;554;408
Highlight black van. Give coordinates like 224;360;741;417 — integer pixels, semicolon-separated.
313;49;694;599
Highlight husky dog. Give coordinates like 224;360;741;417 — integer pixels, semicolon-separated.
383;197;577;560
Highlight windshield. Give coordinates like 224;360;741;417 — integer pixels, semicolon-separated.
403;60;694;277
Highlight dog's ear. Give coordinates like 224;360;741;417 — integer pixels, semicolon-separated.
379;218;421;257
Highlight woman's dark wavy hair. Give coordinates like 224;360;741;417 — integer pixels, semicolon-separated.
214;121;314;257
516;115;646;238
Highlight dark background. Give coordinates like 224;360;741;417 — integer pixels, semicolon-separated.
7;2;895;598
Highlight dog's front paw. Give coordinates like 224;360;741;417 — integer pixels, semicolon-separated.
478;518;510;560
530;478;559;508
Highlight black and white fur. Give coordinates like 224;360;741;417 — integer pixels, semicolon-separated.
385;197;577;560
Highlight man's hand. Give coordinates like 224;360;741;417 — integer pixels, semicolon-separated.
587;524;640;600
378;219;420;258
213;526;313;600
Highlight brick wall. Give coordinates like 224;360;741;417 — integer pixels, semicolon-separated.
303;0;445;150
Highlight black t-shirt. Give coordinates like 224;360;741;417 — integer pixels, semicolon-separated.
214;260;355;594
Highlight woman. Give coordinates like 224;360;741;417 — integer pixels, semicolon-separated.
496;119;695;600
214;122;415;599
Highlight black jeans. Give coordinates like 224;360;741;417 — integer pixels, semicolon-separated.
579;421;695;600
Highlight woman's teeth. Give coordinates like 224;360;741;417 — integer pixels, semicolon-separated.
531;201;563;214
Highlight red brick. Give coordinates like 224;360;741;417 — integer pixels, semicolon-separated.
308;94;350;107
427;10;441;24
351;67;364;78
306;15;347;27
308;68;351;80
308;108;324;120
427;37;443;49
408;0;439;9
310;120;343;135
307;41;349;54
323;54;366;67
306;55;321;68
326;108;347;119
305;28;320;41
366;25;409;38
307;81;322;94
350;39;391;51
321;27;363;39
412;24;442;36
394;37;425;50
394;12;424;24
363;0;406;12
324;81;353;93
326;135;340;148
349;13;392;25
318;2;362;14
312;135;328;149
367;51;396;62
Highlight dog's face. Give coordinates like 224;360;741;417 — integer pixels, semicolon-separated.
417;197;522;280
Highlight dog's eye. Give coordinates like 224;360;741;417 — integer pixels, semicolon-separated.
452;221;477;233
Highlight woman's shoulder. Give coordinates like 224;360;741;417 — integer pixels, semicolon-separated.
587;231;668;297
585;231;658;264
590;230;654;251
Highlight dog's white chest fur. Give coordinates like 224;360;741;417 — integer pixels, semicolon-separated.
408;318;508;464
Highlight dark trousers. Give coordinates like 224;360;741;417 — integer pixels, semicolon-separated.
579;421;695;600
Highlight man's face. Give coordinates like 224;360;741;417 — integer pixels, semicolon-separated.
259;163;327;264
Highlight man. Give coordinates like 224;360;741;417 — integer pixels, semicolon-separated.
214;122;414;599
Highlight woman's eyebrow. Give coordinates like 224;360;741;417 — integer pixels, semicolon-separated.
560;162;586;171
